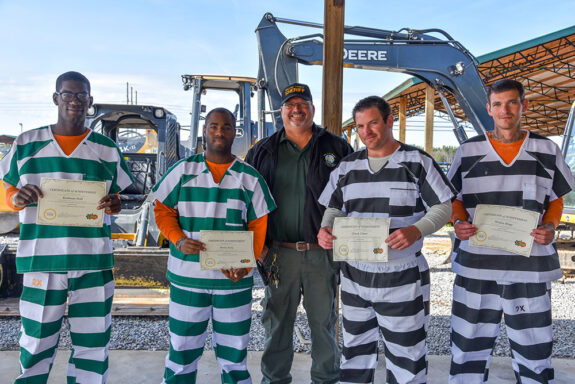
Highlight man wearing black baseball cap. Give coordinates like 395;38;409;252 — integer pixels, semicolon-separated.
280;83;313;104
246;83;353;384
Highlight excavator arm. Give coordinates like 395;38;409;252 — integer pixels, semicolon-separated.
255;13;493;142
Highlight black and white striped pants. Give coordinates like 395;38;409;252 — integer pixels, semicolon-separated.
450;275;554;383
340;260;428;384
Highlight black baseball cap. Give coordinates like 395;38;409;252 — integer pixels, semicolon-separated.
281;83;313;104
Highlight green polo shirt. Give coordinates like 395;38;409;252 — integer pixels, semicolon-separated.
269;131;313;242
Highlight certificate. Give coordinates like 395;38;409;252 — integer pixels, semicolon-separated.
199;230;255;270
332;217;390;262
469;204;540;257
36;178;106;227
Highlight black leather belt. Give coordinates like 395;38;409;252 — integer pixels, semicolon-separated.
278;241;321;251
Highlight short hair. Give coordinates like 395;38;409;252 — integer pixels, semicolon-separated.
205;107;236;126
55;71;91;93
352;96;392;122
487;79;525;103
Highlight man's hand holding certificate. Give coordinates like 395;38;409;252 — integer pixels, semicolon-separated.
332;217;390;262
469;204;540;257
199;230;255;270
36;178;107;227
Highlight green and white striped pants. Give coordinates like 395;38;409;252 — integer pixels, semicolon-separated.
163;283;253;384
15;270;114;384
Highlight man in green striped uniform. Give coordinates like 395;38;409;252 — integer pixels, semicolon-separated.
152;108;276;384
0;71;134;383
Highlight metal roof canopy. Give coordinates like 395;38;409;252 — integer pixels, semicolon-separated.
343;25;575;137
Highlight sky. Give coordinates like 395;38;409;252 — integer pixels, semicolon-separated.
0;0;573;147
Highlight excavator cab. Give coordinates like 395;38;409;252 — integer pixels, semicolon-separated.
557;101;575;271
182;75;273;159
560;101;575;230
85;104;191;247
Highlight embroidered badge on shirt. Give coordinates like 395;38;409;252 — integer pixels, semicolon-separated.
324;153;337;167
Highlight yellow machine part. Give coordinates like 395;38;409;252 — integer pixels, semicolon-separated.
561;212;575;226
137;129;158;154
0;183;19;234
111;233;137;241
0;182;10;212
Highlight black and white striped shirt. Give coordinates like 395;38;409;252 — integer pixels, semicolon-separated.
319;144;456;264
447;131;575;282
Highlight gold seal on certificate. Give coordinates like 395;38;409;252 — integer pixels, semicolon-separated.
199;230;255;270
36;178;107;227
469;204;540;257
332;217;390;262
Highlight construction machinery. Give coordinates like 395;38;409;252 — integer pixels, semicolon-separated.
181;75;274;159
0;135;20;297
560;101;575;225
83;104;194;288
0;135;18;235
85;103;192;249
253;13;493;141
181;13;494;156
558;101;575;271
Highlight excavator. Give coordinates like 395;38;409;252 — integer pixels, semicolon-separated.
84;103;191;249
0;12;529;296
558;101;575;271
0;135;18;235
252;13;492;141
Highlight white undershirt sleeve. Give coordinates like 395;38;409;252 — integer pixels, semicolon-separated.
412;200;452;237
321;207;346;228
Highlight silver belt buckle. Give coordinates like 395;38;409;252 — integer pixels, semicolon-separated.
295;241;309;252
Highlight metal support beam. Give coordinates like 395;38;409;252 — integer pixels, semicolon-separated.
425;85;434;154
322;0;345;135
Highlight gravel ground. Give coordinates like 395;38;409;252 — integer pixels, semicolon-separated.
1;230;574;358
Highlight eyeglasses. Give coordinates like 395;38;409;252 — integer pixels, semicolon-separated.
283;101;310;110
56;91;90;102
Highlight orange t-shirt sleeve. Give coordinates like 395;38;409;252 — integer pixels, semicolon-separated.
450;199;469;223
248;214;268;259
153;201;186;245
542;197;563;228
4;185;25;211
246;214;268;274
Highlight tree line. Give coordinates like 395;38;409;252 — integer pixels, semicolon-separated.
413;145;458;163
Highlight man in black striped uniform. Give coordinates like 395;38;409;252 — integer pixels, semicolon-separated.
318;96;456;383
447;79;575;383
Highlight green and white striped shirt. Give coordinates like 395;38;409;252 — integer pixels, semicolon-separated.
152;153;276;290
0;126;134;273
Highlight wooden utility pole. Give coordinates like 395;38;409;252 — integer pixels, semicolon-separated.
425;85;435;154
399;96;407;143
322;0;345;135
